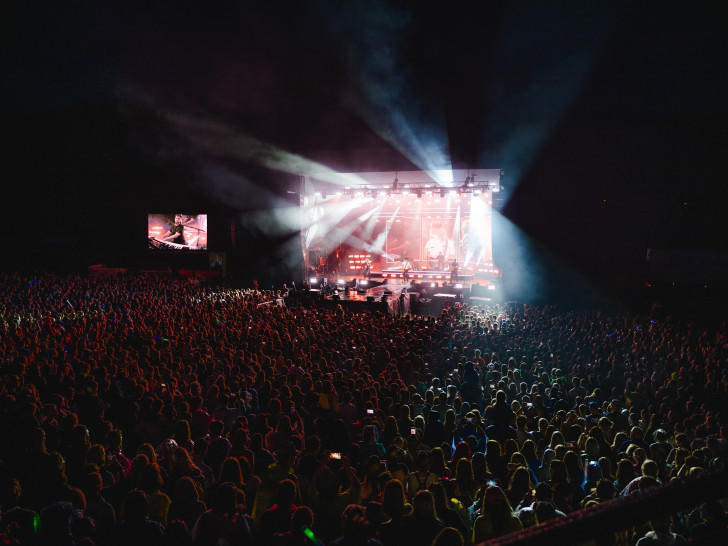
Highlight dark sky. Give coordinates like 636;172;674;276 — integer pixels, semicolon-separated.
3;2;727;283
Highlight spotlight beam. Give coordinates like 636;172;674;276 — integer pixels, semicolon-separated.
161;110;369;188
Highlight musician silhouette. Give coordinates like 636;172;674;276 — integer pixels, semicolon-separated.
363;258;372;279
450;260;458;283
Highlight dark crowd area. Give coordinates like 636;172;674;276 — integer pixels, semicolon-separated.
0;272;726;545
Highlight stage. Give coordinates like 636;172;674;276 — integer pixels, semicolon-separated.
376;266;474;283
300;171;504;314
295;275;499;316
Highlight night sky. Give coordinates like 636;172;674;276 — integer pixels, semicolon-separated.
3;2;727;295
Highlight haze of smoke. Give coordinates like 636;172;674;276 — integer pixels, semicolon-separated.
329;2;451;173
493;212;599;304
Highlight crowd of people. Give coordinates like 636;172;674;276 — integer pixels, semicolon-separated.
0;271;726;545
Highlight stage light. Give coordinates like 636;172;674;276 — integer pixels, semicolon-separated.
431;282;436;287
337;279;345;285
310;278;318;284
359;280;368;286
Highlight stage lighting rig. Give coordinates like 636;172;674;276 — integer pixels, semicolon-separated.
339;172;499;199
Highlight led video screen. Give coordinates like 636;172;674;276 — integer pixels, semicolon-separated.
148;214;208;251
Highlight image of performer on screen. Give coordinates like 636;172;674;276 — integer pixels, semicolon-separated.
425;226;454;268
162;214;193;245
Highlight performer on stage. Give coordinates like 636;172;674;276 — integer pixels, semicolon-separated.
363;258;372;279
450;259;458;283
327;251;341;278
401;258;412;282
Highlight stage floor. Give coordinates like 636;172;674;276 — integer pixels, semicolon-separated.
302;275;498;315
329;276;478;290
338;274;479;288
377;267;473;282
